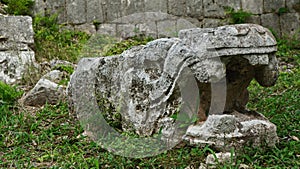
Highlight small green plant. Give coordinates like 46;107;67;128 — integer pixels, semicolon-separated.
52;64;74;75
225;7;252;24
0;81;23;105
33;14;90;62
278;7;289;15
104;36;154;56
1;0;34;15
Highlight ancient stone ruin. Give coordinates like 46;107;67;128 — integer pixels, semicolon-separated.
0;15;36;84
68;24;279;152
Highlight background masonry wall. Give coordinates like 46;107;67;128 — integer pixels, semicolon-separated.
34;0;300;39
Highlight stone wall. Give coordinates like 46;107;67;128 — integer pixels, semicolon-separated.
34;0;300;38
0;15;36;84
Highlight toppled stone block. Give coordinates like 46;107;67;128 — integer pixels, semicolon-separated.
184;112;278;151
21;78;65;106
0;15;36;85
0;51;36;84
68;24;279;150
0;15;34;50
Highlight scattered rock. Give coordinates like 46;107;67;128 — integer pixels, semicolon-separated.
42;70;65;84
0;51;37;84
184;112;278;151
21;78;65;106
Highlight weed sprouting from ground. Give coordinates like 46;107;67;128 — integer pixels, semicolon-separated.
33;14;90;63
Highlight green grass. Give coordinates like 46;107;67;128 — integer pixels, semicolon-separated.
1;19;300;167
33;14;90;63
1;0;34;16
1;48;299;168
244;51;300;168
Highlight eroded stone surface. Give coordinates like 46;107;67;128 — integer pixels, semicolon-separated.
0;51;36;84
184;112;278;151
68;24;279;149
0;15;36;85
21;78;65;106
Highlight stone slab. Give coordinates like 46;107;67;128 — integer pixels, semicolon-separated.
242;0;263;14
286;0;300;13
261;13;280;37
0;15;34;45
280;13;300;37
168;0;186;16
186;0;203;18
66;0;86;24
144;0;168;13
0;51;36;84
263;0;285;13
87;0;104;23
157;20;177;37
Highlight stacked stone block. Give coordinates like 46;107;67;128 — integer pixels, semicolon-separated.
34;0;300;39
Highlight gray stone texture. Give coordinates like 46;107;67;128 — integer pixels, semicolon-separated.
184;113;278;151
45;0;67;23
66;0;86;24
97;24;117;37
176;18;198;33
168;0;186;16
144;0;168;13
74;23;97;35
112;12;177;24
34;0;300;40
206;152;234;166
203;0;226;18
202;18;227;28
68;24;279;150
117;24;137;39
0;51;36;84
102;0;122;22
186;0;203;18
242;0;263;14
157;20;177;37
87;0;104;23
203;0;241;18
136;22;157;37
245;15;261;25
261;13;280;37
21;78;65;106
280;13;300;37
0;16;34;46
0;15;37;85
286;0;300;13
33;0;46;16
121;0;145;18
263;0;285;13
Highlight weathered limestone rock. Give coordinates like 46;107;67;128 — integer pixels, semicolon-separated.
0;15;34;50
261;13;280;37
203;0;241;18
68;24;279;149
241;0;263;15
0;51;36;84
263;0;285;13
66;0;86;24
21;77;65;106
0;15;36;84
74;23;96;35
21;59;75;107
98;12;198;39
184;112;278;151
280;13;300;37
